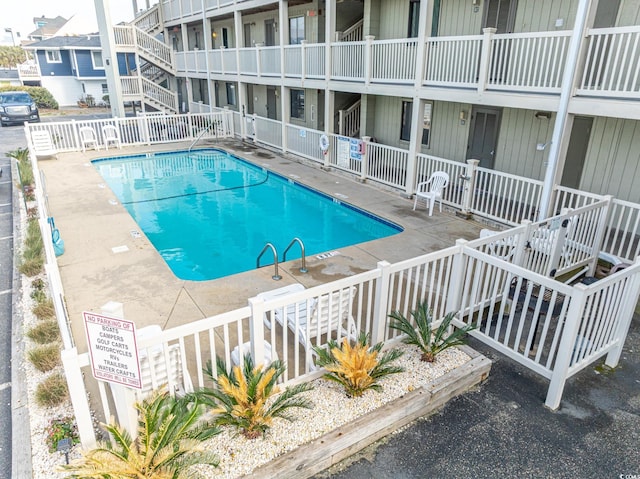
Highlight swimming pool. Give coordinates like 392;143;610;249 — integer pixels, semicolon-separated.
93;149;402;281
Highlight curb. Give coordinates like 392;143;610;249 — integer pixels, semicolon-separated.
10;157;33;479
247;346;492;478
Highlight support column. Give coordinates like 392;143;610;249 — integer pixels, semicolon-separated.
94;0;126;117
538;0;592;220
405;98;426;197
280;1;289;151
181;24;193;111
324;0;335;134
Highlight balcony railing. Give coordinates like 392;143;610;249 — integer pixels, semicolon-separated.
172;25;640;99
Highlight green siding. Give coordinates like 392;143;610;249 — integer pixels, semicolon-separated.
513;0;579;32
438;0;483;36
378;0;410;39
617;0;640;26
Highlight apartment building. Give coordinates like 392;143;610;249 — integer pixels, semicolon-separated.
114;0;640;212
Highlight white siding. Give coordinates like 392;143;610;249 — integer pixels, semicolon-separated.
616;0;640;26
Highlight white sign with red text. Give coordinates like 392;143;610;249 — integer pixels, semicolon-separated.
83;312;142;389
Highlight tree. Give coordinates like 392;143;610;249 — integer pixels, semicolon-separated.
0;46;27;68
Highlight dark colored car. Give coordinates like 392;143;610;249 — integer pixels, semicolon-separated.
0;91;40;126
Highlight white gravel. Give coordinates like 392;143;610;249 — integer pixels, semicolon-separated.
16;196;471;478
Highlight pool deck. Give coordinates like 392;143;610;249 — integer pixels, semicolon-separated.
39;139;488;351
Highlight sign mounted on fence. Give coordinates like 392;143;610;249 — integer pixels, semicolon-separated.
83;312;142;389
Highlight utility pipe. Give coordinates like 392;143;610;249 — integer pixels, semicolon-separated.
538;0;591;220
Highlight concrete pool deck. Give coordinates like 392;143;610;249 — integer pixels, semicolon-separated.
39;139;488;351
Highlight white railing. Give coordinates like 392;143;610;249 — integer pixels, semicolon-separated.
305;44;325;78
326;135;363;175
424;35;482;87
254;116;282;149
25;111;234;152
141;77;179;112
366;143;409;189
284;45;303;77
488;31;571;92
415;154;468;209
260;46;281;76
472;167;544;225
239;48;257;75
602;197;640;263
134;26;174;68
113;25;135;46
578;26;640;98
189;101;212;113
132;4;161;33
338;100;360;137
337;19;364;43
371;39;418;84
120;76;140;96
332;41;366;81
286;125;324;163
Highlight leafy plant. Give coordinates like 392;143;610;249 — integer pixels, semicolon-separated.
28;343;60;372
0;85;58;109
62;391;220;478
194;355;314;439
35;372;68;407
45;416;79;453
27;320;60;344
388;302;477;363
312;332;404;398
7;147;33;187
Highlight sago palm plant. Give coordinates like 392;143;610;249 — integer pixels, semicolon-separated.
195;355;314;439
388;302;476;362
312;332;404;398
61;390;220;479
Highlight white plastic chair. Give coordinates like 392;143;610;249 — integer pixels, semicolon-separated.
30;130;57;158
102;124;122;150
413;171;449;216
273;286;358;364
79;126;99;152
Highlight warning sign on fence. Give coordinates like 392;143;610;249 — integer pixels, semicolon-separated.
83;312;142;389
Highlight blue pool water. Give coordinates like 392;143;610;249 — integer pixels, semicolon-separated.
93;149;402;281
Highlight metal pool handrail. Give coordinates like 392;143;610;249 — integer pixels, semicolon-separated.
283;237;308;273
257;242;282;280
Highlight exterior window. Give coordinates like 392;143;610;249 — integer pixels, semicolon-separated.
290;89;305;120
91;51;104;69
289;16;305;44
226;83;236;106
400;101;431;147
194;79;209;103
431;0;441;36
408;0;420;38
101;83;108;94
46;50;61;63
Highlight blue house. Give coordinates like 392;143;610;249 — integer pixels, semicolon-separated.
24;35;135;107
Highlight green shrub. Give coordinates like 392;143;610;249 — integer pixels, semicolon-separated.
388;302;477;363
27;320;60;344
28;343;60;372
35;373;68;407
33;298;55;320
8;147;34;187
0;85;58;109
20;219;44;276
45;416;79;453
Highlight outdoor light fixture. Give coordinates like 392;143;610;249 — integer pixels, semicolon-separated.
459;110;467;125
534;111;552;119
536;142;550;151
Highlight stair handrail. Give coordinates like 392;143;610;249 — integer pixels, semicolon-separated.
141;77;178;112
336;19;364;42
134;26;174;69
131;4;160;33
282;237;308;273
257;243;282;280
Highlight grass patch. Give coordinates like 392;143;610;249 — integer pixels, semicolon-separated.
35;373;68;408
27;343;61;372
32;299;55;320
19;219;44;277
27;320;60;344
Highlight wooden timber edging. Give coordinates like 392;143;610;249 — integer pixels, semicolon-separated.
246;346;492;478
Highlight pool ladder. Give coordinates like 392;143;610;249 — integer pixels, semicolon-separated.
256;237;308;280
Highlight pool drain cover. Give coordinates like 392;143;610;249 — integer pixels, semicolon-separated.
316;251;340;260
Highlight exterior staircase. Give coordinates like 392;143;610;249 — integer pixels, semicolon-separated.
114;4;178;113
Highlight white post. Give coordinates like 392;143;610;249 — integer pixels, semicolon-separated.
538;0;591;220
445;239;468;314
461;159;479;215
360;136;370;182
364;35;375;85
589;195;613;276
371;261;391;345
404;97;425;197
94;0;126;117
477;28;496;93
61;348;97;448
248;297;266;365
546;283;589;410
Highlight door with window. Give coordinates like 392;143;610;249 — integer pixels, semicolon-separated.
266;87;277;119
561;117;593;190
467;107;501;169
265;19;276;46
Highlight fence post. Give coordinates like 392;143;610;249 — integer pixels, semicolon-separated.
364;35;375;86
589;195;614;276
71;119;80;151
545;283;589;410
255;43;263;77
461;159;479;215
605;258;640;367
514;220;532;267
247;296;266;366
360;136;370;182
61;348;97;448
445;239;468;315
371;261;391;345
301;40;307;80
478;28;496;93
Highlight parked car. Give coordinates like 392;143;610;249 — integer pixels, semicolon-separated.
0;91;40;126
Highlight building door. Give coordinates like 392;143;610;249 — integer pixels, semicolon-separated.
244;23;252;47
583;0;622;87
561;117;593;190
467;107;501;169
265;19;276;46
246;84;254;114
482;0;517;33
266;87;277;119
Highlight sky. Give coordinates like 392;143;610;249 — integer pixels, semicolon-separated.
1;0;140;45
